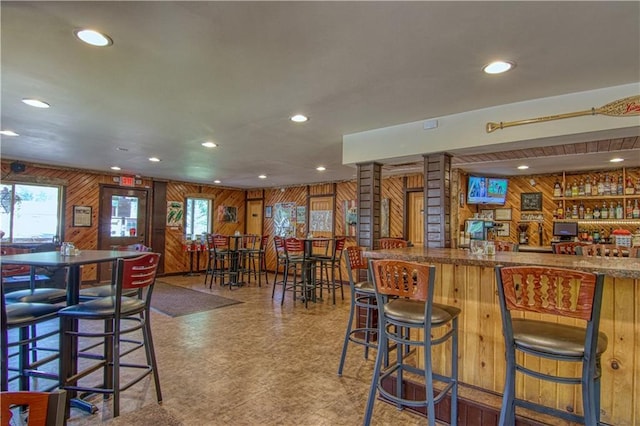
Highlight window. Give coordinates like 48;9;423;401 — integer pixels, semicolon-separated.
185;197;212;238
0;182;62;243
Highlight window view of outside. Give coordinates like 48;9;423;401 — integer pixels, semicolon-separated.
0;183;61;242
110;196;139;237
185;197;211;239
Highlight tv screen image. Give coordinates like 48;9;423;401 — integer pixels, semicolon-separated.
553;221;578;239
467;176;508;204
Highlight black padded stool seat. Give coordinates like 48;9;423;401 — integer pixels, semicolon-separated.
5;302;59;326
5;288;66;304
59;296;145;318
512;319;608;357
384;299;461;325
79;285;137;301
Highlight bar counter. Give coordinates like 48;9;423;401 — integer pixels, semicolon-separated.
364;247;639;425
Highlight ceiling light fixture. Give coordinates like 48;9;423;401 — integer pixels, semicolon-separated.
148;157;161;162
290;114;308;123
22;98;50;108
214;180;221;184
202;141;217;148
316;166;326;171
517;165;529;170
609;158;624;163
74;29;113;47
0;130;19;136
110;166;121;171
258;174;267;179
483;60;515;74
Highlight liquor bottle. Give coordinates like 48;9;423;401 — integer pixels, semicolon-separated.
597;175;605;196
585;207;593;220
617;174;624;195
626;200;633;219
593;205;601;220
571;180;579;197
565;206;571;219
626;176;635;195
578;178;585;197
572;203;578;219
593;228;600;242
556;202;564;219
636;177;640;195
600;202;609;219
633;199;640;219
603;174;611;196
608;201;615;219
578;201;585;219
615;201;623;219
591;175;599;196
584;176;592;196
553;179;562;197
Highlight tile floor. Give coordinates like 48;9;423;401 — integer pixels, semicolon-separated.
52;273;432;425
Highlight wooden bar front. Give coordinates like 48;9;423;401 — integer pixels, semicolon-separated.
364;247;640;426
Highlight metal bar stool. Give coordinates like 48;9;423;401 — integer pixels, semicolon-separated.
494;265;607;425
363;259;459;426
271;236;288;300
317;237;346;305
58;253;162;418
337;246;378;376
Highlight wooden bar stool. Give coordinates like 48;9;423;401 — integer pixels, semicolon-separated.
363;259;459;426
495;265;607;425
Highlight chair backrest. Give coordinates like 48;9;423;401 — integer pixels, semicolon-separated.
344;246;367;271
1;390;66;426
273;236;284;255
369;259;434;302
240;234;259;250
494;241;519;252
260;235;269;251
212;234;230;251
1;246;32;277
553;241;589;255
115;243;151;252
116;253;160;301
311;239;330;256
283;238;304;258
378;238;409;249
331;237;346;261
495;265;604;321
575;244;626;257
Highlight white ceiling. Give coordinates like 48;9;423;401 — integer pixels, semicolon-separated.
1;2;639;188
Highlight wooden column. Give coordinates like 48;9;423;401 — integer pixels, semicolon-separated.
423;153;451;248
356;162;382;250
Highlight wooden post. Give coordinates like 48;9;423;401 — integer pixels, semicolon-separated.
423;153;451;248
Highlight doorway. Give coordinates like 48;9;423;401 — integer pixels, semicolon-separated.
246;199;263;236
98;185;150;282
407;191;424;247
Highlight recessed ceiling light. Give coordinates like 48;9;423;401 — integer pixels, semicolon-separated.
74;29;113;47
202;141;218;148
610;158;624;163
110;166;121;171
116;147;129;152
258;174;267;179
0;130;19;136
483;60;515;74
149;157;161;162
517;165;529;170
22;98;50;108
290;114;308;123
213;180;221;184
316;166;326;171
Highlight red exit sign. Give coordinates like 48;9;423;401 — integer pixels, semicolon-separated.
120;176;135;187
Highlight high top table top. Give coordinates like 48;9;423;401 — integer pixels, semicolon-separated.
0;249;144;266
364;246;640;279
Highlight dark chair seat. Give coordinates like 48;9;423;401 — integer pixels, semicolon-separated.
5;302;60;326
79;284;137;300
58;296;145;319
353;280;374;292
384;299;461;325
5;288;66;304
512;318;608;357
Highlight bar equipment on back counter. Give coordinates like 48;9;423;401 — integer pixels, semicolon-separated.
518;222;529;245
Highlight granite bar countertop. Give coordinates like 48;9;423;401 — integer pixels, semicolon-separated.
364;246;640;279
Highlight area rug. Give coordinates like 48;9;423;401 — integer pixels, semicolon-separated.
150;281;242;317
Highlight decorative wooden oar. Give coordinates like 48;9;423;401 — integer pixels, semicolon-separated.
486;94;640;133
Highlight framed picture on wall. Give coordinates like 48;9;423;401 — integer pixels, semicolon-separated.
480;209;494;220
73;205;92;227
494;208;512;221
496;222;510;237
521;192;543;211
265;206;272;218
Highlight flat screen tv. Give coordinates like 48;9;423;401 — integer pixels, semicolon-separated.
553;221;578;241
467;175;508;205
